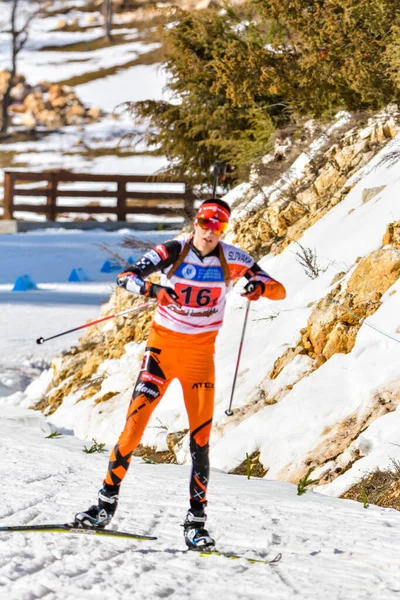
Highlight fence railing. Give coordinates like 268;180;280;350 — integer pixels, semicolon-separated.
3;171;196;221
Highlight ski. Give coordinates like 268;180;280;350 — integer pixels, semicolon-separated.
199;550;282;565
0;523;157;541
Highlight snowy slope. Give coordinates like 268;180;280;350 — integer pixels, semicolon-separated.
0;408;399;600
9;129;399;497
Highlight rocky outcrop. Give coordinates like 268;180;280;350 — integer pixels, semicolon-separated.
271;242;400;381
232;111;399;261
1;70;103;130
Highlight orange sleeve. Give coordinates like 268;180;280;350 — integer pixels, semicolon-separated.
263;280;286;300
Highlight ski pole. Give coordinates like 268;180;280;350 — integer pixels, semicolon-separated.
36;300;156;345
225;300;251;417
212;163;227;199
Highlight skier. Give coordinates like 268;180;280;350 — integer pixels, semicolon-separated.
75;198;286;549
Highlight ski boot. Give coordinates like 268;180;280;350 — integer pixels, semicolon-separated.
74;485;119;529
183;508;215;550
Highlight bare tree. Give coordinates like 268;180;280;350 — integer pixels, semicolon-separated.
0;0;43;134
103;0;114;43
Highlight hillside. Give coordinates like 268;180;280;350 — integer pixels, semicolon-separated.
5;103;400;508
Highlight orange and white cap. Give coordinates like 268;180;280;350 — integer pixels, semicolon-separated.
196;202;230;223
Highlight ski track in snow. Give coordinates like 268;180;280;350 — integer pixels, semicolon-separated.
0;422;399;599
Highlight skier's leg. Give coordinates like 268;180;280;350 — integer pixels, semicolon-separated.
180;334;216;548
104;345;169;487
75;332;172;527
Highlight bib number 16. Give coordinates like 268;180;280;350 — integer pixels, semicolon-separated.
175;284;221;307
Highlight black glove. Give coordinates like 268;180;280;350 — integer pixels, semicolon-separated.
145;283;181;307
241;280;265;301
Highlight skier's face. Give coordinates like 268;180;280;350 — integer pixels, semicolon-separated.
193;220;221;256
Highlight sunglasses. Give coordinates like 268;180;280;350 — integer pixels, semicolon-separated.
196;217;228;235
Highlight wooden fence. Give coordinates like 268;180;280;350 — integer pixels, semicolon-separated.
3;171;196;221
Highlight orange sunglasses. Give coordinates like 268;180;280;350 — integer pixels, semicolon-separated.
196;217;228;235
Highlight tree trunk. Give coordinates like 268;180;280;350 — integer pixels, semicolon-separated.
103;0;114;43
1;0;19;134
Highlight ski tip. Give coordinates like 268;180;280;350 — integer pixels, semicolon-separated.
270;552;282;563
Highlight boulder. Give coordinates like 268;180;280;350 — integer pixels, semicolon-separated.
346;248;400;302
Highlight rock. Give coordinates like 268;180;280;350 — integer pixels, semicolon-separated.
36;109;64;129
21;110;37;130
267;202;288;236
10;82;31;102
307;293;341;355
8;104;27;114
35;81;52;93
334;141;367;170
50;95;69;109
68;104;85;117
86;14;98;24
362;185;386;204
87;106;102;120
330;272;346;286
347;248;400;302
48;84;67;103
322;322;357;360
0;70;11;94
314;164;345;195
382;221;400;249
56;18;67;29
280;199;309;227
24;92;46;115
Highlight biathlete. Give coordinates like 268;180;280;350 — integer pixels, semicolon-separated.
75;198;286;549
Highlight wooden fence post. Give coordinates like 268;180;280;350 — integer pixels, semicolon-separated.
117;181;127;221
184;188;195;221
47;173;58;221
3;172;13;219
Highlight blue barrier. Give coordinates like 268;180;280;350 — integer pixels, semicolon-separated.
68;268;91;282
12;274;38;292
100;260;122;273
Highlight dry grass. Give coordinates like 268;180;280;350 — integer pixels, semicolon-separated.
133;443;177;464
230;451;268;478
342;459;400;511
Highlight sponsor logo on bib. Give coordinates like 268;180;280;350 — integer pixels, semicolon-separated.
181;264;197;279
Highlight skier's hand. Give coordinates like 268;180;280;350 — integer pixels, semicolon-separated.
117;272;145;294
145;283;181;307
241;280;264;301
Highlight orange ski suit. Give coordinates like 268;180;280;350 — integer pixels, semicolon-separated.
105;322;217;508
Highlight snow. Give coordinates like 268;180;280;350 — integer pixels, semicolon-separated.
76;64;171;111
0;408;400;599
0;229;175;396
1;4;400;596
